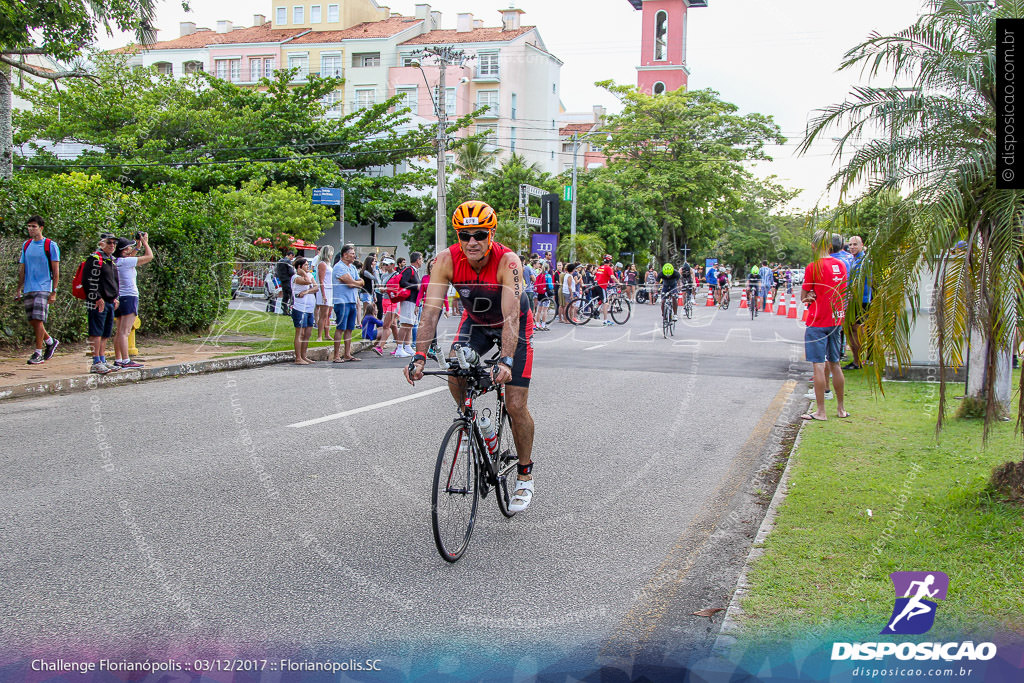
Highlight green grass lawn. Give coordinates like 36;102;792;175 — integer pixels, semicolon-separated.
198;309;362;356
739;372;1024;640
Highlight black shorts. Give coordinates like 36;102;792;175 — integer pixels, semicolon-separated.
594;287;608;303
455;311;534;388
88;304;115;338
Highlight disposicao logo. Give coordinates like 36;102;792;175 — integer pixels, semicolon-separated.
831;571;998;663
882;571;948;635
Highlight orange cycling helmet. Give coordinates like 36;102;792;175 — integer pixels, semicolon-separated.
452;200;498;231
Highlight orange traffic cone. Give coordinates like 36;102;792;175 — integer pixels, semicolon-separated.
787;294;798;319
801;302;809;323
706;289;715;306
776;294;786;316
739;289;749;309
764;292;774;314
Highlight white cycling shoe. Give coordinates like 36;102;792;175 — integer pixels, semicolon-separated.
508;477;534;513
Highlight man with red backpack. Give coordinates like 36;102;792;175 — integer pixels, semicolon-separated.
15;215;61;365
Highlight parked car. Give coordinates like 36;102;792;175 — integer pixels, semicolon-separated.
789;269;804;285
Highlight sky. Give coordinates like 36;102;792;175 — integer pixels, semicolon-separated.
96;0;932;210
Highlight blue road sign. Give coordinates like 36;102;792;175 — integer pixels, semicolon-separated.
312;188;343;206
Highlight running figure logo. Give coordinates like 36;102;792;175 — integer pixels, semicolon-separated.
881;571;949;635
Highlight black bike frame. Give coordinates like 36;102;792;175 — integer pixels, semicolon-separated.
423;369;507;494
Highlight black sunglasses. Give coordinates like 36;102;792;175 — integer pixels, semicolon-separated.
457;230;490;242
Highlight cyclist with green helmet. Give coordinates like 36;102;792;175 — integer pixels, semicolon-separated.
747;265;762;314
657;262;681;321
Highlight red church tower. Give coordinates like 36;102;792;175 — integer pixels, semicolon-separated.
627;0;707;95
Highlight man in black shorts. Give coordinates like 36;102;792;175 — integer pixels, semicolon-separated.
405;200;536;513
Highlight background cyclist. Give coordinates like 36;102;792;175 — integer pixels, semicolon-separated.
706;262;719;304
748;265;761;312
678;260;696;307
405;200;536;513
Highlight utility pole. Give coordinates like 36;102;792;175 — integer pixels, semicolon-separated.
570;133;579;263
413;46;467;257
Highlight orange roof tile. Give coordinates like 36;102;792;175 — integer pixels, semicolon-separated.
110;22;307;52
289;16;423;43
401;26;534;45
559;123;598;137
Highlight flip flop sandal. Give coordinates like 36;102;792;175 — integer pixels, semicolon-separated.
800;413;827;422
508;478;534;513
332;358;349;363
837;411;851;419
345;356;362;362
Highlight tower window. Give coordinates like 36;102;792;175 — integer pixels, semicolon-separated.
653;82;666;95
654;11;668;61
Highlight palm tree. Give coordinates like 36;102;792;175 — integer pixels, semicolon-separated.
452;139;497;186
800;2;1022;458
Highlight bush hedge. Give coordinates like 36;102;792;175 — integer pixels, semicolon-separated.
0;173;233;346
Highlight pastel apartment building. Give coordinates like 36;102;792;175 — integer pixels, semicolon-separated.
115;0;564;174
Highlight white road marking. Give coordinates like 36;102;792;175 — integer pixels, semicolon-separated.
320;445;350;451
289;386;448;428
584;344;608;351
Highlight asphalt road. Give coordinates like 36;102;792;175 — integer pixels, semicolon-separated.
0;292;810;677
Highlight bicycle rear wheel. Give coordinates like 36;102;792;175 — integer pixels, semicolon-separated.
543;302;556;326
494;407;520;518
431;421;479;562
610;297;632;324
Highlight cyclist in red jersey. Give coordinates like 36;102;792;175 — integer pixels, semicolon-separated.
404;200;536;513
594;255;619;326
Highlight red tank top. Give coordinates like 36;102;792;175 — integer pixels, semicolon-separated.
448;242;529;327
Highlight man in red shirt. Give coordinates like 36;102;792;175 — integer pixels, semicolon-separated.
594;254;619;326
801;231;849;421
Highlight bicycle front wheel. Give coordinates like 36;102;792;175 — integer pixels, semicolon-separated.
431;421;479;562
568;297;592;326
610;297;632;325
543;303;557;326
684;295;693;320
494;407;520;519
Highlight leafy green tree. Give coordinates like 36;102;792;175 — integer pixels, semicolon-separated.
0;0;187;178
15;56;437;192
214;180;336;252
565;166;659;261
800;0;1022;447
557;234;607;265
597;81;786;264
714;175;808;270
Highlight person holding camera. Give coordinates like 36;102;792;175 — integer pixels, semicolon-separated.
82;234;121;374
112;233;154;368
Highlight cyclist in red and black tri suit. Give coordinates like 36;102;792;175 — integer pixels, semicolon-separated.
405;200;536;513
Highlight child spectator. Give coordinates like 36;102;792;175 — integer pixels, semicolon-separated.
360;302;383;342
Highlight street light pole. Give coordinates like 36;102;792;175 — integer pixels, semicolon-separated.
569;130;610;263
570;132;579;263
413;46;466;258
435;65;448;259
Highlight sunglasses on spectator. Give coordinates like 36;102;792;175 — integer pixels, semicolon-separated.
457;230;491;242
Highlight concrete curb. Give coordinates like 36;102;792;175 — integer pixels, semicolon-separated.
0;341;374;402
712;418;808;654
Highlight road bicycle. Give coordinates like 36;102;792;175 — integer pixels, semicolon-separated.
568;286;632;325
748;285;759;320
635;285;660;305
662;293;676;338
682;288;694;320
420;346;520;562
718;286;731;310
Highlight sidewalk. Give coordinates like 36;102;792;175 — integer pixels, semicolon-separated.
0;335;371;402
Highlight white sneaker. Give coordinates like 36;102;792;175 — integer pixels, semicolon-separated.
507;477;534;513
404;345;415;355
603;320;614;326
804;390;834;400
394;348;412;358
